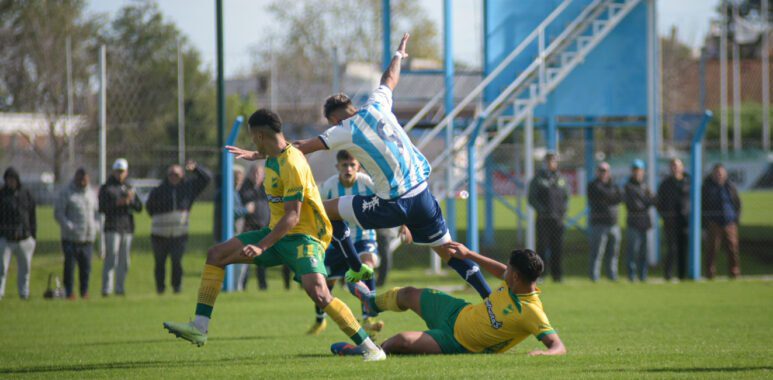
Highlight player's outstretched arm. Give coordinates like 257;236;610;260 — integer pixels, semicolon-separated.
225;145;265;161
528;333;566;356
446;242;507;279
380;33;410;91
242;200;301;258
293;137;326;155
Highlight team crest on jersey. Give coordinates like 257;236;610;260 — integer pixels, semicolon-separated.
502;304;515;316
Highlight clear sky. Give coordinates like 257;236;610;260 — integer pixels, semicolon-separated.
86;0;720;78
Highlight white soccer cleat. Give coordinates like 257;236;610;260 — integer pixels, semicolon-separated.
362;346;387;362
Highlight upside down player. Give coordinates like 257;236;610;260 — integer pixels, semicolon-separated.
333;242;566;356
163;109;386;361
289;33;492;299
307;150;386;337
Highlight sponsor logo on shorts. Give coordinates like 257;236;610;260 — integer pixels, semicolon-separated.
428;230;444;240
362;196;380;213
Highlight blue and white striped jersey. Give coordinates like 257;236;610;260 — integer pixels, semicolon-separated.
319;85;431;200
319;172;377;242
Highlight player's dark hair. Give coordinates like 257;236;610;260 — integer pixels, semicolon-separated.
508;249;543;283
248;109;282;133
324;93;353;119
336;150;354;162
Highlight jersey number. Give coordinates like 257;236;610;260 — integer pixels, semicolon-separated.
376;120;406;156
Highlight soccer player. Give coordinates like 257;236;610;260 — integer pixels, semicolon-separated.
307;150;385;337
291;33;492;299
163;109;386;361
333;243;566;356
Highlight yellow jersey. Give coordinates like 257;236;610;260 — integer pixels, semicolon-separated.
263;145;332;246
453;282;555;353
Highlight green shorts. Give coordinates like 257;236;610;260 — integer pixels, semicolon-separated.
419;289;471;354
236;227;327;282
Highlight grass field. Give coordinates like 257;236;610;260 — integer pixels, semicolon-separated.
0;193;771;378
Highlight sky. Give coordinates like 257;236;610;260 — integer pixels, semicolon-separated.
86;0;721;78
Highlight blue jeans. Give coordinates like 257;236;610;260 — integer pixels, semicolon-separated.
589;225;621;281
626;228;648;281
62;240;93;297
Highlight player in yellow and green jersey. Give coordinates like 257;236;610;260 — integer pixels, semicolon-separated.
335;242;566;356
163;109;386;361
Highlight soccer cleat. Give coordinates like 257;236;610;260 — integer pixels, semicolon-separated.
362;317;385;334
163;321;207;347
345;264;374;283
306;319;328;336
349;282;379;317
330;342;386;361
362;346;387;362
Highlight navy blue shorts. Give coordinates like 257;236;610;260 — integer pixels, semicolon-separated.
325;240;379;279
338;184;451;246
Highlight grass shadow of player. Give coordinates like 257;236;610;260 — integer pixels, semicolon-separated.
642;366;773;373
75;335;274;347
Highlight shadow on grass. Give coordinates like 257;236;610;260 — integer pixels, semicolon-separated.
77;335;276;347
0;355;257;374
593;366;773;374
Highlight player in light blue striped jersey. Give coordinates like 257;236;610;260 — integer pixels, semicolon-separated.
307;150;386;338
294;33;491;299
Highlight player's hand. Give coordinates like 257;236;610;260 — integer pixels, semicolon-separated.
399;225;413;244
242;244;264;258
445;241;472;259
397;33;410;58
225;145;263;161
185;159;197;171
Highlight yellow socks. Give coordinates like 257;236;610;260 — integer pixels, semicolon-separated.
195;264;225;318
324;297;369;345
375;287;406;312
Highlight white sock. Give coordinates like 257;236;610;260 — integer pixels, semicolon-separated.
359;337;379;352
193;315;210;333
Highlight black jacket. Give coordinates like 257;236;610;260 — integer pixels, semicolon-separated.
701;176;741;226
146;166;211;216
239;178;270;231
624;177;655;230
656;174;690;222
528;168;569;220
587;178;622;226
99;175;143;233
0;168;36;241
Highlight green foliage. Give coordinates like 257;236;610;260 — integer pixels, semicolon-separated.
707;102;773;141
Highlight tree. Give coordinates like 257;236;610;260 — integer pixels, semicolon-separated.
0;0;101;182
249;0;439;127
101;1;215;174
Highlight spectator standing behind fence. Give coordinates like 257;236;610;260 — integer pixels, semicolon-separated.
146;160;211;294
624;159;655;282
99;158;143;296
587;162;623;282
528;152;569;282
656;158;690;281
0;167;36;300
54;168;99;300
702;164;741;279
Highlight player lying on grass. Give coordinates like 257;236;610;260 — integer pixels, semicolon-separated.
333;243;566;356
164;109;386;361
307;150;387;337
289;32;492;299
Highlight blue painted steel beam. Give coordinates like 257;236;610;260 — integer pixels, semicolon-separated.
382;0;391;71
221;116;243;291
467;117;484;252
444;0;456;240
688;111;713;280
484;158;495;246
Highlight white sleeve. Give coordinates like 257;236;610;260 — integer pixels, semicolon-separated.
320;176;336;200
318;125;351;151
365;85;393;109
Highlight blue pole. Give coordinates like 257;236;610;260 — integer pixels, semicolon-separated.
382;0;391;71
468;117;484;252
444;0;456;240
220;116;244;291
484;157;495;246
688;111;713;280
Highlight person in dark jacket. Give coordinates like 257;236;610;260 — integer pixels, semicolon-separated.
55;168;99;299
0;167;36;300
146;160;211;294
587;162;623;281
527;152;569;282
701;163;741;279
656;158;690;281
98;158;143;296
623;159;655;282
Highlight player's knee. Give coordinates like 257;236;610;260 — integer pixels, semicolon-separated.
382;333;409;353
206;246;227;267
324;199;341;220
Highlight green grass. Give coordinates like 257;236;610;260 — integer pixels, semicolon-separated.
0;255;771;378
1;197;772;378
